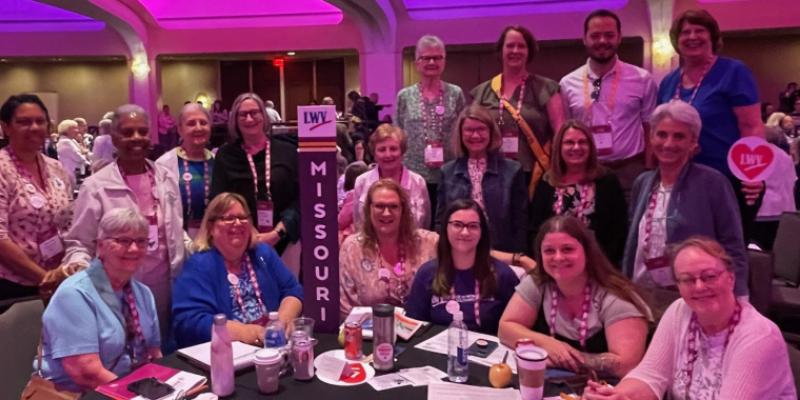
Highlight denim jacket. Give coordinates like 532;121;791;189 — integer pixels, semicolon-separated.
622;162;748;296
437;152;528;253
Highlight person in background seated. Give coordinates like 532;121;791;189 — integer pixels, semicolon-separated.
437;104;528;254
529;120;627;266
340;179;438;318
0;94;73;302
584;237;797;399
39;208;162;392
56;119;90;188
62;104;188;342
156;103;215;239
622;101;748;303
352;124;431;230
172;192;302;347
338;161;369;245
499;215;650;378
265;100;282;123
91;119;115;173
406;199;519;334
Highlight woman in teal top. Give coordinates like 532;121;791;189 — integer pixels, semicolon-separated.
39;208;161;393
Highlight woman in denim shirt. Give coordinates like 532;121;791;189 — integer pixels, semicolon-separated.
622;101;748;300
437;104;528;255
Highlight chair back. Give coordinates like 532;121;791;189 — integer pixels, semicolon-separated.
773;212;800;286
0;299;44;399
748;249;773;315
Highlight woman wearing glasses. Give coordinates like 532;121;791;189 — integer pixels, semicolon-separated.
340;179;438;318
210;92;299;254
499;216;650;378
585;237;796;399
405;199;519;334
471;25;566;197
622;101;748;306
63;104;188;343
39;208;162;393
528;120;627;265
172;192;303;347
395;35;466;221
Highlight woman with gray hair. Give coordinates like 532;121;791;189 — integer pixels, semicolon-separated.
622;100;748;310
61;104;188;343
38;208;162;392
210;92;299;254
91;118;115;172
395;35;466;227
156;103;215;238
56;118;90;187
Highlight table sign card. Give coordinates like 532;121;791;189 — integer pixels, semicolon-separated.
727;136;776;181
298;105;340;333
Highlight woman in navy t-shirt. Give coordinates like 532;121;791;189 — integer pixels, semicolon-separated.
405;199;519;334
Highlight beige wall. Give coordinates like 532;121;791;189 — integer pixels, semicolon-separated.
0;60;128;124
158;60;220;111
344;55;360;101
722;32;800;105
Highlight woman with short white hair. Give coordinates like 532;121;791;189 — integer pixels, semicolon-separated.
622;101;748;307
91;118;115;172
395;35;466;226
156;103;215;238
56;119;89;187
39;208;162;392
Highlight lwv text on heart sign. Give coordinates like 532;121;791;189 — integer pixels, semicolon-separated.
727;136;775;181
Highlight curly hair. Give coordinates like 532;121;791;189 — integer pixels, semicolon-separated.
360;179;418;258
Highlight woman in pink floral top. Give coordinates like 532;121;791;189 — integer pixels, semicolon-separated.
0;94;73;301
339;179;438;318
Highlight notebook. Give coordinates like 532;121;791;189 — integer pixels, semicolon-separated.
177;340;262;371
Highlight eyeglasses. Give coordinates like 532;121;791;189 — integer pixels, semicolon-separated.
372;203;401;213
590;78;602;101
563;139;590;148
106;237;149;248
675;269;728;288
215;215;251;225
448;220;481;233
237;110;263;120
463;126;489;136
417;55;444;63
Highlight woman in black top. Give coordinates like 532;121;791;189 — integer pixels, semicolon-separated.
529;120;627;265
210;93;299;254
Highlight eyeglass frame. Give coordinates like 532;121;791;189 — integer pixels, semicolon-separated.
674;268;730;288
590;77;602;101
104;236;149;249
447;220;481;233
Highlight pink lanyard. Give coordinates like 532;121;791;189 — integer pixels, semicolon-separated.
245;141;271;201
642;183;663;256
180;152;210;218
119;164;159;221
672;57;716;105
122;284;149;367
229;254;267;323
549;283;592;349
683;302;741;398
552;183;593;225
419;82;445;142
497;75;528;127
450;279;481;327
7;147;50;197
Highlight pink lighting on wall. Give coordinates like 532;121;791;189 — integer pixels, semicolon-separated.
403;0;628;20
0;0;104;32
138;0;343;29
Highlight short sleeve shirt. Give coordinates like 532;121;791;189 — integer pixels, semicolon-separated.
0;149;73;285
39;265;160;392
514;275;647;341
657;57;759;175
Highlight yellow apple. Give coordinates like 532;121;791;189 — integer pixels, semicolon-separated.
488;362;512;388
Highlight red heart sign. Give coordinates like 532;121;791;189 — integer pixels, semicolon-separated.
730;142;774;180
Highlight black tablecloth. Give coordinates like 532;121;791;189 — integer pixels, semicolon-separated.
86;325;569;399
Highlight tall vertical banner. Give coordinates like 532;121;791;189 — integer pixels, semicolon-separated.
297;105;340;333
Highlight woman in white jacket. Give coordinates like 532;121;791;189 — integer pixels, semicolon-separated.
56;119;89;187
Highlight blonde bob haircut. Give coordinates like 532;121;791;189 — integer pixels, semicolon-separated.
451;104;502;158
369;124;408;155
193;192;259;252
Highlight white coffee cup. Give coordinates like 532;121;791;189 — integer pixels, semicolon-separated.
515;344;548;400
